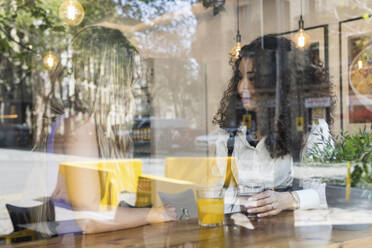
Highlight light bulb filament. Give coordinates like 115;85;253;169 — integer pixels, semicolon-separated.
293;29;310;49
231;42;241;59
298;34;305;48
47;57;55;68
59;0;85;26
236;49;240;57
66;4;78;20
358;59;363;69
43;52;58;70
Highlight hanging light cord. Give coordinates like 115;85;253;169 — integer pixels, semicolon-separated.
236;0;241;43
299;0;304;30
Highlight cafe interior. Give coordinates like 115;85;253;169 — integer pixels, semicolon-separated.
1;0;372;247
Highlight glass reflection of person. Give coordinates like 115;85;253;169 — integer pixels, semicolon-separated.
213;35;330;217
46;26;176;233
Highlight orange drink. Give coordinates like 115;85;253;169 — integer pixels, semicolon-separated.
197;198;224;226
197;187;224;227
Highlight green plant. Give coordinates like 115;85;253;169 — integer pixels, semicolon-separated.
305;124;372;187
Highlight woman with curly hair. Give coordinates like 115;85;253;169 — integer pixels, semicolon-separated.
213;35;331;217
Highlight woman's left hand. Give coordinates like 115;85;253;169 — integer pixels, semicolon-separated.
244;190;295;218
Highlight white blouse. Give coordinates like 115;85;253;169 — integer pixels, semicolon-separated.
213;126;324;210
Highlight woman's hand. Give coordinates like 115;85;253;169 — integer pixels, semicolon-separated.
146;205;177;224
244;190;296;218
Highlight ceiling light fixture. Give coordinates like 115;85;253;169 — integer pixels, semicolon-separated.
59;0;85;26
293;0;310;49
43;51;59;71
230;0;241;62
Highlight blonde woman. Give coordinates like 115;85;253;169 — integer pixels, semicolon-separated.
42;26;175;233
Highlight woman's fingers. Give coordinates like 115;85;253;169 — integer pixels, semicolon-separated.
243;191;289;217
257;208;281;218
249;190;273;201
245;193;274;209
246;200;277;214
253;197;275;208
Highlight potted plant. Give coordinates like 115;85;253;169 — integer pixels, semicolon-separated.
304;125;372;197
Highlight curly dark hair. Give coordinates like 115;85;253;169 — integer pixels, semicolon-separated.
213;35;332;161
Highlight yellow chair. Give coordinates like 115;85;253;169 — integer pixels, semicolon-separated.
59;159;142;210
138;157;238;208
165;157;238;186
58;157;236;210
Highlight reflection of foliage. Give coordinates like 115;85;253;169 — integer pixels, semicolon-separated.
333;1;372;21
0;0;66;70
1;0;199;150
306;126;372;187
0;0;67;132
354;37;369;49
0;0;197;89
351;35;370;61
81;0;116;23
116;1;198;57
0;0;119;149
118;0;198;22
202;0;225;16
151;58;203;124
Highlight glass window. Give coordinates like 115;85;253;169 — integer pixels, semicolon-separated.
1;0;372;246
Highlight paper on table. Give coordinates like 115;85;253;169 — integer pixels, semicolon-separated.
231;213;254;229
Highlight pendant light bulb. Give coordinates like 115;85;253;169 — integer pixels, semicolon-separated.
294;2;310;49
294;28;310;49
293;13;310;49
43;51;59;71
59;0;85;26
357;59;363;69
231;42;242;60
230;0;241;63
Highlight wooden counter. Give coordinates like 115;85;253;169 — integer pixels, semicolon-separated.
4;211;372;248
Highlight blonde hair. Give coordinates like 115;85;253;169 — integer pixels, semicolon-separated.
71;26;140;158
34;26;141;158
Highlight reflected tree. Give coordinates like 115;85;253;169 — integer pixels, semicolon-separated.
0;0;201;150
151;58;204;126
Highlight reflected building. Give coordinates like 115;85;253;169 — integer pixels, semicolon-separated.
0;54;32;149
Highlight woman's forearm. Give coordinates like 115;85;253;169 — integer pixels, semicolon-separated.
78;207;151;234
77;206;177;234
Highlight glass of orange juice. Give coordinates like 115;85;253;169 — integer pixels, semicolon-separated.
197;187;225;227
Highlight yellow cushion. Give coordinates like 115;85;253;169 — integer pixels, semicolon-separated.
165;157;237;186
59;159;142;210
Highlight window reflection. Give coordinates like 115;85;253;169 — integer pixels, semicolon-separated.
0;0;372;246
